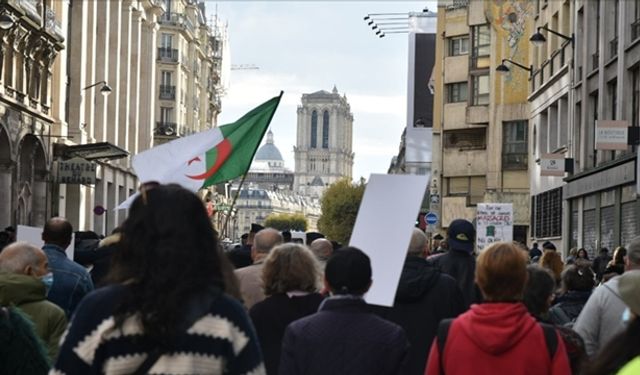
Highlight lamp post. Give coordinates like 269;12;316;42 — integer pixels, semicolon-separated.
83;80;112;96
496;59;533;79
530;26;574;47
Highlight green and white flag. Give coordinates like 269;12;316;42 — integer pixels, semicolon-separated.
118;92;282;208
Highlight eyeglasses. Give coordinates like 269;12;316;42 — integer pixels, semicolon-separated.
139;181;160;205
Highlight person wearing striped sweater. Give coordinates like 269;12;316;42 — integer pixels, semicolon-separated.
52;184;264;375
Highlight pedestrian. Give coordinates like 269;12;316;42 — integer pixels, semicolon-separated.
586;270;640;375
540;249;563;288
52;184;264;374
373;228;465;375
565;248;578;265
577;248;589;260
228;223;264;269
548;265;594;327
523;265;587;374
0;305;50;375
602;246;626;282
41;217;94;317
425;241;570;375
279;247;409;375
235;228;283;309
574;236;640;357
250;243;324;375
529;242;542;261
592;248;611;282
0;242;67;361
427;219;481;308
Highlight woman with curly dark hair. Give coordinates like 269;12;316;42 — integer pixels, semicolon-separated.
53;184;264;374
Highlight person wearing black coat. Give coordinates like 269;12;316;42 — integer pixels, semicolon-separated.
427;219;482;308
279;247;408;375
373;229;466;375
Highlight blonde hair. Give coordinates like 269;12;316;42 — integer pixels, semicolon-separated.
262;243;319;296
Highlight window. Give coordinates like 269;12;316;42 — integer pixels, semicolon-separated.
443;128;486;150
160;107;173;122
446;82;467;103
633;68;639;129
446;176;485;206
609;80;617;120
322;110;329;149
310;110;317;148
532;187;562;238
610;0;618;58
471;24;490;67
161;71;172;86
502;121;528;170
448;36;469;56
161;33;173;48
471;74;489;105
634;1;640;40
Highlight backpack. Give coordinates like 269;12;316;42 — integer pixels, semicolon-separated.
436;319;558;373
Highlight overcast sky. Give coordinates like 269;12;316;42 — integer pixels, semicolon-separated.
209;1;436;181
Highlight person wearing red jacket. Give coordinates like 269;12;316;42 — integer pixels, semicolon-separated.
425;241;571;375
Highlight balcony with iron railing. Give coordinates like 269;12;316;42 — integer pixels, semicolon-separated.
18;0;41;23
159;85;176;100
592;51;599;72
44;8;64;41
159;12;195;35
157;47;179;62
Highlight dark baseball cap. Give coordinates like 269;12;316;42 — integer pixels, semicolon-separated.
250;223;264;234
542;241;557;251
447;219;476;253
325;247;372;295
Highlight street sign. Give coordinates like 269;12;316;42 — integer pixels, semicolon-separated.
58;157;97;184
93;205;106;216
540;154;565;176
595;120;628;150
425;212;438;225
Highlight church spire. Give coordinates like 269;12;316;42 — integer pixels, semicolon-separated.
332;84;338;94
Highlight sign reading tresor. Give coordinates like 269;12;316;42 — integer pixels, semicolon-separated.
58;157;97;185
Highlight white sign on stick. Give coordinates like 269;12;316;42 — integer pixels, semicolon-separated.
476;203;513;253
16;225;75;260
349;173;429;307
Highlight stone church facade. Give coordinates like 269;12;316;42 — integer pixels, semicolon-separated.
294;86;354;197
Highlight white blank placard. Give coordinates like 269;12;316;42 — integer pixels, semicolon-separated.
349;173;429;307
17;225;75;260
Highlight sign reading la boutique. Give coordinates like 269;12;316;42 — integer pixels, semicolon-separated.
595;120;629;150
57;157;97;185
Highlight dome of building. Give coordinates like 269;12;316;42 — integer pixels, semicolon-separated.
255;130;283;162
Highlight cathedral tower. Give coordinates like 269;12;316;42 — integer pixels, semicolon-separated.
294;86;354;197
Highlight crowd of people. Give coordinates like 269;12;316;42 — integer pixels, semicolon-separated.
0;183;639;374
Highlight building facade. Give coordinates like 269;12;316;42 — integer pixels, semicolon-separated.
0;0;66;229
0;0;227;234
432;0;533;244
228;131;320;240
154;0;225;143
561;0;640;255
294;86;354;197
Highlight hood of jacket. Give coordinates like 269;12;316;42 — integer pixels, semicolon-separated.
458;302;537;355
395;256;441;303
0;272;46;306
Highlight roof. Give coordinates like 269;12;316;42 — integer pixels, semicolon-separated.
310;176;325;186
254;130;283;161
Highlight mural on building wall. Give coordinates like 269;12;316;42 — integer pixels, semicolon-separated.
487;0;533;99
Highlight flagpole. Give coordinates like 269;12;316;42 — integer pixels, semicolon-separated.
221;91;284;239
222;171;249;239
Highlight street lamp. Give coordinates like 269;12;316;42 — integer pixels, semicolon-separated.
82;80;112;96
530;26;574;47
496;59;533;79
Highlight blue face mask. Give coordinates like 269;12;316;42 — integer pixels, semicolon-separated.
40;273;54;296
622;307;631;326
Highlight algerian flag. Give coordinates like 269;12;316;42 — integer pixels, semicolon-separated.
117;92;282;208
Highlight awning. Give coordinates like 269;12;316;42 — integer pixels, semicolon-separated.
61;142;129;161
